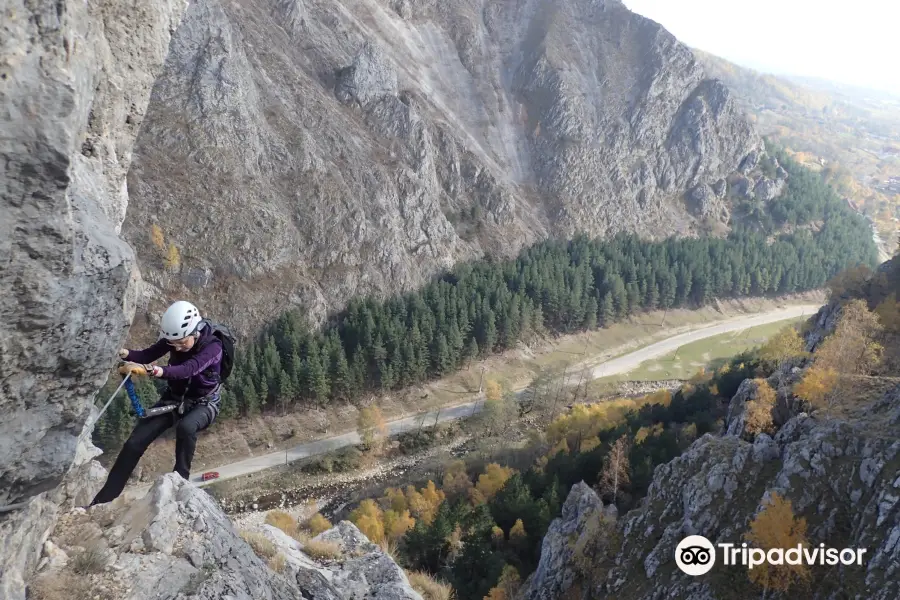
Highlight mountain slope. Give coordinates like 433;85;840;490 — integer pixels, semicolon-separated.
124;0;765;336
520;264;900;600
694;50;900;257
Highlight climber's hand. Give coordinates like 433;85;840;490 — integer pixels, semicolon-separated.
118;349;129;359
118;362;148;377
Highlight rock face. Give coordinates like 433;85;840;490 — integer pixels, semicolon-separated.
560;384;900;600
28;473;422;600
0;1;188;596
520;482;610;600
124;0;766;336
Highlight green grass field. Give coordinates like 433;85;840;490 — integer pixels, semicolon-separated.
592;316;805;383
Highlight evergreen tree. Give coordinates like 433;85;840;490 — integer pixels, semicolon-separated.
583;297;598;330
331;348;352;400
306;351;330;406
599;293;615;326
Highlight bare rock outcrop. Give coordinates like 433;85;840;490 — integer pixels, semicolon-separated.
28;474;422;600
535;384;900;599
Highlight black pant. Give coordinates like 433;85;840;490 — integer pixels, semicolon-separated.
90;400;214;505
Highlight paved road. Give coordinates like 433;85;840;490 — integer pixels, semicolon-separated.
162;304;818;489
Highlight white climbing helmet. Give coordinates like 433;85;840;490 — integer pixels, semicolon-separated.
159;301;202;341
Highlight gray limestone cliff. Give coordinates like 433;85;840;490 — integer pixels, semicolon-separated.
0;0;188;597
124;0;771;337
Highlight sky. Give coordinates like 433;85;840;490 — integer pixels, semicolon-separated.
623;0;900;97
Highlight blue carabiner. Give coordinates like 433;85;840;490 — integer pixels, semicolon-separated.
124;378;145;418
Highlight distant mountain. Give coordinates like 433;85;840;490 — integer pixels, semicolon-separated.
695;50;900;260
123;0;770;337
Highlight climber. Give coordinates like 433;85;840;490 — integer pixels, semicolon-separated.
90;300;224;506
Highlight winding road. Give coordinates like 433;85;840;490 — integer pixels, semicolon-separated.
170;304;819;489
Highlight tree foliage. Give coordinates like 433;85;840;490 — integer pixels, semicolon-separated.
758;325;807;370
357;405;388;452
360;362;748;600
793;366;839;408
484;565;522;600
815;299;883;375
744;492;811;594
744;380;776;438
470;464;516;506
349;499;385;544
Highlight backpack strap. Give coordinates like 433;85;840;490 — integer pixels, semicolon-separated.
193;321;224;383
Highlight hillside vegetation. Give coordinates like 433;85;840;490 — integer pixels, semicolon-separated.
331;257;900;598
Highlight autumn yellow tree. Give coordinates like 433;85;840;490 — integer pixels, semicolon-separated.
485;379;502;403
580;437;601;453
744;380;776;438
357;405;388;453
635;423;664;444
744;492;810;595
349;499;385;544
469;463;516;506
405;481;445;525
491;525;505;547
382;487;408;513
383;509;415;541
815;299;883;375
875;293;900;334
484;565;522;600
825;264;871;301
164;242;181;272
794;366;839;408
150;223;166;250
598;435;630;504
304;513;332;536
758;325;807;371
441;460;473;501
509;519;527;549
480;380;517;439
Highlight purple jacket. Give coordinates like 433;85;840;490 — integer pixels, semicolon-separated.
126;323;222;400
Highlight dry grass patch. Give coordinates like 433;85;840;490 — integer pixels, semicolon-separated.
70;545;107;575
239;530;277;560
302;539;342;560
268;552;287;573
379;538;400;561
27;572;92;600
265;510;299;536
407;570;455;600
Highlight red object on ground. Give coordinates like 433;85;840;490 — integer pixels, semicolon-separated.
201;471;220;481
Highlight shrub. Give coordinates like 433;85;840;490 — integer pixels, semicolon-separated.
71;545;107;575
305;513;333;536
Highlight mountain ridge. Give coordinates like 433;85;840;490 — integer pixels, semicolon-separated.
124;0;767;338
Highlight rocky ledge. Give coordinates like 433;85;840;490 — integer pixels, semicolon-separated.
26;473;421;600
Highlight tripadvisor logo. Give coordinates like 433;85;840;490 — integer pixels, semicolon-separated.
675;535;867;576
675;536;716;576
